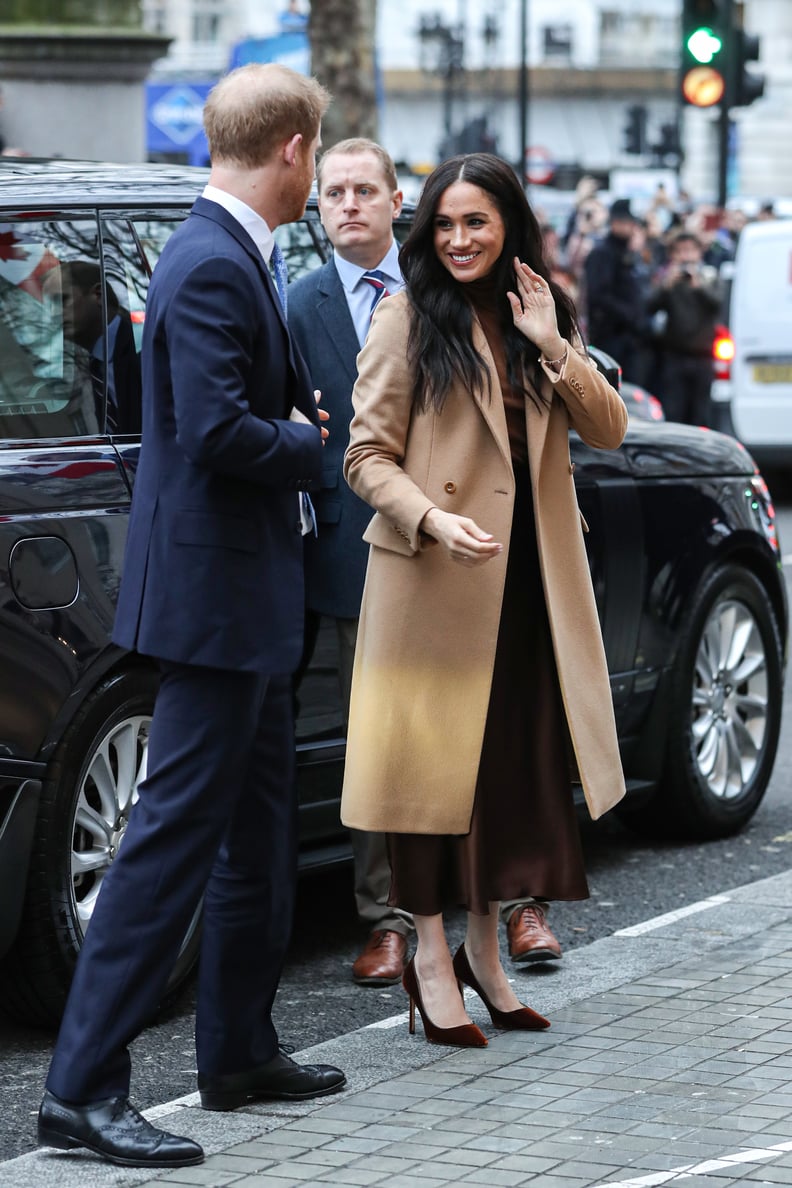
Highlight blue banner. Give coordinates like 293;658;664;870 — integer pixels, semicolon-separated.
228;31;310;75
146;82;214;166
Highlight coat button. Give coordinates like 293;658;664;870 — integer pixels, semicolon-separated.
444;481;457;494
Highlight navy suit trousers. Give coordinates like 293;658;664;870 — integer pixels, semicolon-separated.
47;663;297;1103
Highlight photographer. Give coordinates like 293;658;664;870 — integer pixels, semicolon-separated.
648;232;722;426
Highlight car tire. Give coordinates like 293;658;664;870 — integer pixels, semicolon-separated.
621;563;783;840
0;667;201;1027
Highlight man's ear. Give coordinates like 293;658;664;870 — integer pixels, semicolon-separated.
283;133;303;167
392;190;404;220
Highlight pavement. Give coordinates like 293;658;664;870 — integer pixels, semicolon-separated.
5;868;792;1188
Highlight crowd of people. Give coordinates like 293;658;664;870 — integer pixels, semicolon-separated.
538;177;778;426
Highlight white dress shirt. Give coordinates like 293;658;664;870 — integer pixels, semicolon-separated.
202;184;276;264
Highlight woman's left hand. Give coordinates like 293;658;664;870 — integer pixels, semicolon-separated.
507;258;566;359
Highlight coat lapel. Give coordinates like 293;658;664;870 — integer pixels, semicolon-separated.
469;316;554;480
470;316;512;474
191;196;291;337
526;375;552;486
316;262;361;386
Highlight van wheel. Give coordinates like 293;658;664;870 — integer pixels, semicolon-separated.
0;669;201;1027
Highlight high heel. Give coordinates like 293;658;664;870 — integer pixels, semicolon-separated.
402;958;488;1048
452;944;551;1031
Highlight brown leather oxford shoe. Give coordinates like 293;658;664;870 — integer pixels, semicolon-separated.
507;905;563;964
352;929;408;985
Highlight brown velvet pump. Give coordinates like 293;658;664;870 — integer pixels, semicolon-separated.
452;944;551;1031
402;958;488;1048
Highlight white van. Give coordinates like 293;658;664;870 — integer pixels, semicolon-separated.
724;219;792;466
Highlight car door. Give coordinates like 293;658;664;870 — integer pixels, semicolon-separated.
570;432;648;773
0;211;134;764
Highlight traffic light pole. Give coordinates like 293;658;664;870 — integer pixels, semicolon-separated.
717;100;730;207
519;0;529;181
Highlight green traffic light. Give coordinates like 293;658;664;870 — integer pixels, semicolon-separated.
687;25;723;63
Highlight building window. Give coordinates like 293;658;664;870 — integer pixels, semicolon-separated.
192;2;224;43
542;24;573;62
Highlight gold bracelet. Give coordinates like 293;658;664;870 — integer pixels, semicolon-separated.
542;344;568;368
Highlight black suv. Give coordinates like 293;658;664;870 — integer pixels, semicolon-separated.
0;159;786;1026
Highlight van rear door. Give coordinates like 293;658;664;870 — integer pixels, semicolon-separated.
730;221;792;462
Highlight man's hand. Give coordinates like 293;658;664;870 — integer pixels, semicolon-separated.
420;507;503;567
289;390;329;445
315;389;329;444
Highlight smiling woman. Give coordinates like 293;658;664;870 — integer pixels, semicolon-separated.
433;181;506;282
341;152;628;1049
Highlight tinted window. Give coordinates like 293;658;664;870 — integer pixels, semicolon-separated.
0;217;103;439
102;217;183;435
274;215;328;279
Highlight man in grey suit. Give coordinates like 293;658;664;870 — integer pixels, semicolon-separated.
289;139;413;984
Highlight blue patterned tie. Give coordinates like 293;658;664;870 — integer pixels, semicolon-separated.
271;242;288;317
361;269;389;320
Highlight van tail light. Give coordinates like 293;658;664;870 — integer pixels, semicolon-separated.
713;323;734;380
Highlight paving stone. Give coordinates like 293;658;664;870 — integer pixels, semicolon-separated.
460;1170;539;1185
312;1170;386;1185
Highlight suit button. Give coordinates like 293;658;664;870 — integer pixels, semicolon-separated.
444;481;457;494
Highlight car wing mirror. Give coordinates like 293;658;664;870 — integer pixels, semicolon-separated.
587;345;622;392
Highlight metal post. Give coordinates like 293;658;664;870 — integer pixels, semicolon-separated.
717;0;736;206
717;103;730;207
519;0;528;179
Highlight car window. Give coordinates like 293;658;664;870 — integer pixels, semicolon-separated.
0;217;107;439
100;217;185;435
274;215;328;279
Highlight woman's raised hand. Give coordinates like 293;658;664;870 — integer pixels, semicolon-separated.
506;258;566;360
421;508;503;567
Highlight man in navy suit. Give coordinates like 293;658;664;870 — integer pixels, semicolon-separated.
289;140;414;987
38;63;344;1171
289;139;564;981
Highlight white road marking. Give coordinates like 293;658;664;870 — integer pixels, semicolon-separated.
594;1139;792;1187
613;894;731;936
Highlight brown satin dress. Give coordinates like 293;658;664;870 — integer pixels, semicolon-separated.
387;280;589;915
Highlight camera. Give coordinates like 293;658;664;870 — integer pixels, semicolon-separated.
680;263;699;280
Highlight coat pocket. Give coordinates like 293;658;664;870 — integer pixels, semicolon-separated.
173;510;258;552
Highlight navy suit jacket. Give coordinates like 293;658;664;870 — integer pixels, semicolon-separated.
288;259;376;619
114;196;323;673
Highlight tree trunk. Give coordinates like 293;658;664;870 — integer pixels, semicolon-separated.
308;0;378;146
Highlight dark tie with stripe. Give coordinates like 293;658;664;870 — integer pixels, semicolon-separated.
361;269;390;320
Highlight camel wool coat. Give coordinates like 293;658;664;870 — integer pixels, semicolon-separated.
341;291;628;836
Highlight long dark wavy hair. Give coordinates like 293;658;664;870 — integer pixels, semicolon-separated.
399;153;581;413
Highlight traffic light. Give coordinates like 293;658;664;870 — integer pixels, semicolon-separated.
731;25;765;107
680;0;728;107
623;104;647;155
653;121;682;166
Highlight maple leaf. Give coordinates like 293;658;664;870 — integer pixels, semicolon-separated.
0;229;29;263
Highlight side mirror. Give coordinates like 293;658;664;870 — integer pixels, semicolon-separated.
587;345;622;392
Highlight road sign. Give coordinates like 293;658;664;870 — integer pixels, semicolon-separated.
524;146;555;185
